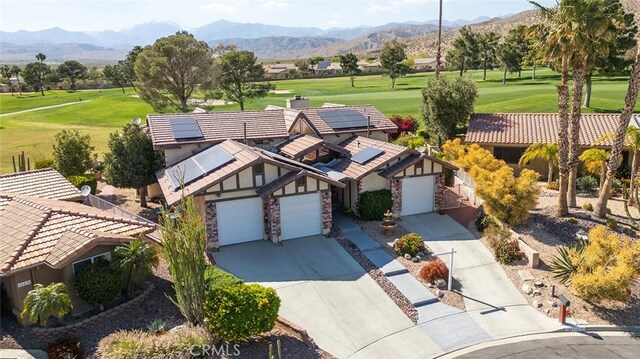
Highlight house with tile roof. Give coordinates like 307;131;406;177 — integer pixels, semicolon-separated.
0;168;84;202
465;113;637;178
0;192;157;324
149;100;456;250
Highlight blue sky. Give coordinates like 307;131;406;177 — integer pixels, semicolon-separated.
0;0;556;32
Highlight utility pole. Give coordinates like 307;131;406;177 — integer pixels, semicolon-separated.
435;0;443;77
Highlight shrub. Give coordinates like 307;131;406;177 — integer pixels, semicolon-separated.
388;115;419;139
147;319;167;334
66;174;97;194
34;158;56;170
485;225;524;264
570;226;640;301
547;181;559;191
577;176;598;194
419;259;449;284
203;283;280;341
567;217;578;223
395;134;425;149
550;240;587;285
358;189;393;221
616;164;631;179
204;265;244;290
606;208;612;215
394;233;425;257
475;212;497;232
75;258;122;306
46;337;83;359
21;283;72;326
606;218;618;229
53;129;95;176
582;202;593;211
97;326;212;359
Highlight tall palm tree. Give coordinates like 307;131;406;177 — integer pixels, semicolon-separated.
529;1;574;216
595;46;640;218
21;282;73;326
115;238;159;299
35;53;46;63
625;127;640;203
11;65;22;95
519;143;558;184
435;0;443;76
0;65;13;95
566;0;621;208
579;148;611;186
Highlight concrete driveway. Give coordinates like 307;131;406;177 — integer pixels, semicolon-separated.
213;235;439;359
402;213;562;339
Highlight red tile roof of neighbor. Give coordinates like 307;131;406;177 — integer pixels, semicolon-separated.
330;136;415;180
0;168;83;201
465;113;622;146
0;192;156;275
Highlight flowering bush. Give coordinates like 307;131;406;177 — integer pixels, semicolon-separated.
420;259;449;283
394;233;425;257
389;115;420;139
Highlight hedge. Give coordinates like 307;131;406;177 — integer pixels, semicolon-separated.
67;174;97;194
204;265;244;290
34;158;56;170
203;283;280;341
358;189;393;221
75;259;122;306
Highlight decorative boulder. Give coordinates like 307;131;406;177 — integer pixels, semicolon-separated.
521;284;533;295
434;278;447;289
532;300;542;308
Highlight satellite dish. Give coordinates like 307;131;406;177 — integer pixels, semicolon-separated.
132;117;142;125
80;185;91;197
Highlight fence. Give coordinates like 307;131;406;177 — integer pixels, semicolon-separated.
453;169;481;207
84;194;155;225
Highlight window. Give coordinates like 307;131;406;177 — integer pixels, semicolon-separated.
253;163;264;176
493;147;525;164
72;252;111;274
296;177;306;188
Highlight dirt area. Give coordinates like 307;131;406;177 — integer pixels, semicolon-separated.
96;180;161;222
485;183;640;326
0;259;333;358
359;221;466;311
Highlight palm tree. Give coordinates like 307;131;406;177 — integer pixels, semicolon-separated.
0;65;13;95
115;238;159;299
35;53;46;63
579;148;611;187
595;46;640;218
519;143;558;184
435;0;443;76
21;282;73;326
11;65;22;95
565;0;621;208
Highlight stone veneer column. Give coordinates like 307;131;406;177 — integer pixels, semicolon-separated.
435;173;445;211
321;190;332;234
268;196;281;243
390;178;402;216
205;202;218;250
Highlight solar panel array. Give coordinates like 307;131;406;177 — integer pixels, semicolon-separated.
351;147;384;165
317;109;368;130
166;146;235;189
169;117;204;141
316;61;331;70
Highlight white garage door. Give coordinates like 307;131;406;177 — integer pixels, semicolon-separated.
280;193;322;240
217;197;264;246
401;176;435;216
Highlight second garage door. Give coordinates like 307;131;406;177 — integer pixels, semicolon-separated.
280;193;322;240
401;176;435;216
217;197;264;246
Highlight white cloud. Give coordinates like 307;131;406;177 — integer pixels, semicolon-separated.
368;2;394;13
368;0;436;13
201;2;239;14
328;13;344;27
263;0;288;10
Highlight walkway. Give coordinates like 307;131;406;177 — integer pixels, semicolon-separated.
0;100;92;117
334;214;492;355
402;213;563;339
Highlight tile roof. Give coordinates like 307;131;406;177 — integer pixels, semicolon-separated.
0;192;156;275
0;168;83;201
300;105;398;136
465;113;623;146
147;111;290;148
256;169;345;198
277;135;350;159
330;136;414;180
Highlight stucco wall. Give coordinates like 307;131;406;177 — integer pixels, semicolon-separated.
360;173;389;192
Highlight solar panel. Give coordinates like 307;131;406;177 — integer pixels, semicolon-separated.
165;145;235;189
316;61;331;70
318;109;368;130
351;147;384;165
169;117;203;141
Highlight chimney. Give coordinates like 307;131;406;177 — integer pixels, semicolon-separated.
243;122;247;144
286;95;309;109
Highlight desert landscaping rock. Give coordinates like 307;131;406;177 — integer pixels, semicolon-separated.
532;300;542;308
518;270;535;283
522;284;533;295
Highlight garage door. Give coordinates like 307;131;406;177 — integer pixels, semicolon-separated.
401;176;434;216
217;197;264;246
280;193;322;240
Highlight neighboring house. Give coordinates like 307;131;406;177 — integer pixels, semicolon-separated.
314;61;342;75
150;100;456;250
0;168;84;202
413;58;445;71
264;63;297;79
358;60;382;74
0;192;156;324
465;113;634;177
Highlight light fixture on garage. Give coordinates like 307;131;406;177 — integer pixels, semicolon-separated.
216;193;221;198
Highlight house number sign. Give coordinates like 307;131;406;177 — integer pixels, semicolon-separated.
17;280;31;288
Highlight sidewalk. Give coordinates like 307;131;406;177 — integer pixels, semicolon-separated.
334;214;492;354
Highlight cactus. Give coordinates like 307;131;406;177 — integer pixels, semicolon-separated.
268;339;282;359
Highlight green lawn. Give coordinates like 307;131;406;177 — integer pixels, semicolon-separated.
0;68;632;174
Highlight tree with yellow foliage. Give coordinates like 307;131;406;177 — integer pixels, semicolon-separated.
442;138;540;226
571;226;640;302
